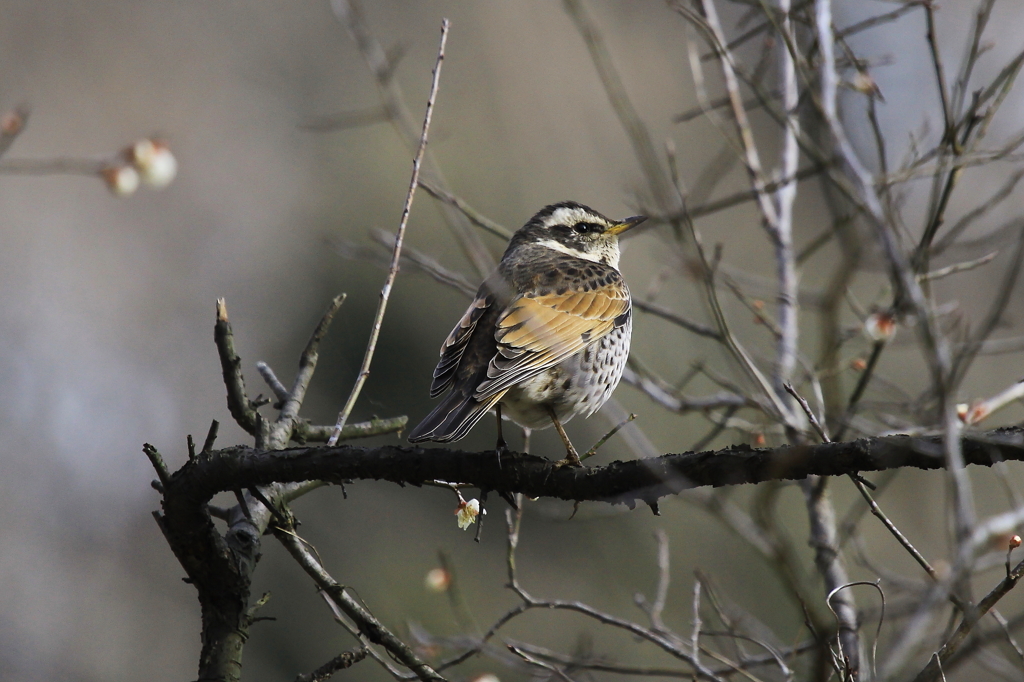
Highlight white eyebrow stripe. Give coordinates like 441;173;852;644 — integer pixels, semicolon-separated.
545;206;594;228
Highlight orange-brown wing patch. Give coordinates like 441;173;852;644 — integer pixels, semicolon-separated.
476;281;629;398
430;294;491;398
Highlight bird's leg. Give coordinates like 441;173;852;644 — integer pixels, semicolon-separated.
495;403;509;460
548;408;582;467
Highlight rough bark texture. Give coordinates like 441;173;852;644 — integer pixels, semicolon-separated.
153;424;1024;681
160;426;1024;512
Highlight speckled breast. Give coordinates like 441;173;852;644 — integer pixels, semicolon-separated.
499;314;631;430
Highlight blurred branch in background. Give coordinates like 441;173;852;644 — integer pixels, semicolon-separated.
325;18;449;446
0;109;178;197
138;0;1024;681
328;0;495;279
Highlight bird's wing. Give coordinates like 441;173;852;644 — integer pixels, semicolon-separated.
430;293;493;398
475;273;630;398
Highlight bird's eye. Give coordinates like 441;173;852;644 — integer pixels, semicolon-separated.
572;222;596;235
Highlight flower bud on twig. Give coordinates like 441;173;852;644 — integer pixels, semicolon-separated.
864;311;897;341
129;138;177;188
100;165;140;197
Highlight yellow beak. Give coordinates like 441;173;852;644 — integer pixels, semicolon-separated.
604;215;648;236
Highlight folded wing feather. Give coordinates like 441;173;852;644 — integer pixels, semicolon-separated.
475;283;629;398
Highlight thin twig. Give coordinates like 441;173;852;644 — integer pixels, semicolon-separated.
932;169;1024;256
633;299;722;340
449;506;729;682
698;0;780;233
783;383;829;443
275;524;446;682
293;647;369;682
562;0;678;213
660;165;826;223
692;576;703;666
773;0;801;397
650;529;671;631
912;558;1024;682
334;231;477;297
143;443;171;489
296;416;407;444
300;106;390;132
960;380;1024;427
924;1;954;141
918;251;998;282
332;0;493;278
622;365;756;415
581;413;636;461
674;90;780;124
418;180;513;240
0;156;106;175
201;420;220;456
280;294;347;432
255;361;289;404
850;475;939;583
507;645;578;682
327;20;449;446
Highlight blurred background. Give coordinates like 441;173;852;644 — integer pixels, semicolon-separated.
1;1;1024;680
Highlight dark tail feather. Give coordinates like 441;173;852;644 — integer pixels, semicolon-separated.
408;389;503;443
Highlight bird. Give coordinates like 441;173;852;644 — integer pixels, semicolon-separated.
408;201;646;465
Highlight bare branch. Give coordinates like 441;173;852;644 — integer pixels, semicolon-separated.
331;0;494;278
275;526;446;682
418;180;512;241
622;365;756;415
507;644;578;682
143;443;171;489
918;251;998;282
913;558;1024;682
255;361;289;404
0;156;106;175
300;106;390;132
633;299;722;340
562;0;678;213
215;298;259;435
697;0;780;233
327;20;449;446
295;416;407;444
162;426;1024;510
293;647;369;682
773;0;801;394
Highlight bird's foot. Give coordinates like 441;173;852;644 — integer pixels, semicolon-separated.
495;438;510;468
554;448;583;468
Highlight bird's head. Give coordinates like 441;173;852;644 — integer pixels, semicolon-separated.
508;201;647;268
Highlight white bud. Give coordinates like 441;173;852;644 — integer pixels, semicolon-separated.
131;138;177;188
864;312;897;341
101;165;140;197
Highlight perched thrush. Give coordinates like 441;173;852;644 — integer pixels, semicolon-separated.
408;202;645;465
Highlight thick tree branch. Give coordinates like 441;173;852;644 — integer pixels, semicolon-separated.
162;427;1024;511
